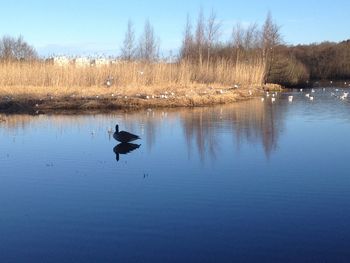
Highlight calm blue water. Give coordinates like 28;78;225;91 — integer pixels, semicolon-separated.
1;88;350;262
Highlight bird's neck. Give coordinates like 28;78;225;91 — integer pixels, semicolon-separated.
115;125;119;133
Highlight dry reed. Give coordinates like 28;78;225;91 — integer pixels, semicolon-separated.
0;60;265;96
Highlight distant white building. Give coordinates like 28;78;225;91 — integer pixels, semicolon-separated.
92;58;110;67
110;59;120;65
52;56;70;66
74;57;91;67
47;56;119;67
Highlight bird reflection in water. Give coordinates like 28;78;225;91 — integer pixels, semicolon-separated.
113;143;141;161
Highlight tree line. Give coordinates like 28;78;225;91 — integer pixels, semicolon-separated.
289;40;350;82
178;10;281;84
176;10;350;86
1;11;349;86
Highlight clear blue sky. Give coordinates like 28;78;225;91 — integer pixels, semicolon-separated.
1;0;349;56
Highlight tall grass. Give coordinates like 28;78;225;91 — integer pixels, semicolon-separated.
0;60;265;92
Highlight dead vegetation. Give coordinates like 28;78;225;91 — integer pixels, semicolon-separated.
0;10;284;114
0;60;265;113
0;83;261;114
0;59;264;88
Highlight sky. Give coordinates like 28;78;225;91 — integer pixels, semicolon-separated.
0;0;349;57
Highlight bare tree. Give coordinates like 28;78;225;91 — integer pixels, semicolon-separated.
0;35;37;61
138;19;159;62
244;23;260;49
205;9;221;69
195;8;205;66
180;14;194;61
120;20;136;61
231;23;261;64
261;12;282;83
231;23;245;64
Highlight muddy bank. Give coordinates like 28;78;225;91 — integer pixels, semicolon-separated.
0;87;268;115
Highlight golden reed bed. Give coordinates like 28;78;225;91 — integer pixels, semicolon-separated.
0;60;265;113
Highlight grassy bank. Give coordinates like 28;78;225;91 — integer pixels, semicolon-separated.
0;60;266;113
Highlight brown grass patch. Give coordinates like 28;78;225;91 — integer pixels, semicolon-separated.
0;60;265;113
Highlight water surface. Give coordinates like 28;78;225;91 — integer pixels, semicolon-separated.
1;88;350;262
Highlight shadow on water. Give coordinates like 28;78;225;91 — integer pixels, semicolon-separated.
113;143;141;162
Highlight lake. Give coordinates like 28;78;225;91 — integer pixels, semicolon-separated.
1;87;350;262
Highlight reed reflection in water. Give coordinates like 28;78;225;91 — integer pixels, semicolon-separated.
0;98;286;163
181;99;286;160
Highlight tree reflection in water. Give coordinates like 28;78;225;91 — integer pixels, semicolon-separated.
181;99;287;160
116;99;287;161
0;98;287;162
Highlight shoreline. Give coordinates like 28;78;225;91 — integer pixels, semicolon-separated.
0;91;251;115
0;84;277;115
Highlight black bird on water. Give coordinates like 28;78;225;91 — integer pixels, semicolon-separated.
113;143;141;161
113;125;140;143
